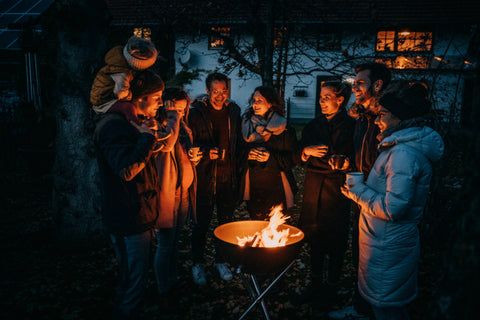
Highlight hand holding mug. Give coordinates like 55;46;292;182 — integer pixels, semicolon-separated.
188;147;203;162
345;172;364;189
209;148;220;160
329;154;349;171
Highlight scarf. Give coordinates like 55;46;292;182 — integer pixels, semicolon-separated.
242;111;287;142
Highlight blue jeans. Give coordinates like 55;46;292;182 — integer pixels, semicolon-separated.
110;230;152;320
154;226;183;294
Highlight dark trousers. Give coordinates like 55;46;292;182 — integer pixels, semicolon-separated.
191;178;234;263
352;203;372;315
110;230;152;320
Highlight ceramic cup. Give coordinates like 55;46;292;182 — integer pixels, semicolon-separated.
188;147;200;158
346;172;364;187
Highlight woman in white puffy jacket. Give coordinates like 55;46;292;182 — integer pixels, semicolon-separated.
341;83;444;320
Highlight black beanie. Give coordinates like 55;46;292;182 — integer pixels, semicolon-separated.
378;83;431;120
130;70;165;100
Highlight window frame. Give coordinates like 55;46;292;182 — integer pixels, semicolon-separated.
375;27;434;70
208;26;231;50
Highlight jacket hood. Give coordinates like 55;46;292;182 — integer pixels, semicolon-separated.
104;46;130;70
379;126;444;162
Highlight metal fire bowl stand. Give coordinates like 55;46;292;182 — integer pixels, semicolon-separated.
236;260;296;320
214;221;304;320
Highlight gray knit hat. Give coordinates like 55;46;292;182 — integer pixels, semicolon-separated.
123;36;158;71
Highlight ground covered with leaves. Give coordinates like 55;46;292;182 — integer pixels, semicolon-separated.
0;157;460;319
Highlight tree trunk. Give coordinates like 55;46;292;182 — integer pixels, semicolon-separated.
51;0;109;247
262;0;274;87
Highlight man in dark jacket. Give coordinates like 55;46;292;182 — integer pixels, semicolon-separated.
94;70;164;319
188;72;242;286
329;62;391;320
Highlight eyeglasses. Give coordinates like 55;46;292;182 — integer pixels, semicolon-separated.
210;89;228;95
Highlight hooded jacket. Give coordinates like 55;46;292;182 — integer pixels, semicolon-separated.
90;45;135;110
346;124;444;307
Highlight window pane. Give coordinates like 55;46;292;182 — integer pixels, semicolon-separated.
376;31;395;51
209;27;230;49
398;31;431;52
133;27;151;40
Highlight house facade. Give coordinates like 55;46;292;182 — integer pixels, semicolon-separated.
107;0;479;124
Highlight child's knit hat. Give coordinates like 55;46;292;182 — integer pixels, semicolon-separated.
123;36;158;70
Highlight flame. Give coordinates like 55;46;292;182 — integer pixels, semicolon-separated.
237;205;302;248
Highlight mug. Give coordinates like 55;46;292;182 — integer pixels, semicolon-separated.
346;172;364;187
331;154;346;170
188;147;200;158
219;148;226;161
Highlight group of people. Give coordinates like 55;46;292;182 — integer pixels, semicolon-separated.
92;36;444;320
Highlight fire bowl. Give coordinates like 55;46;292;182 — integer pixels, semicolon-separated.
214;221;304;274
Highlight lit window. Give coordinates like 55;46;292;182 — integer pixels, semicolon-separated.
133;27;152;40
209;27;231;49
376;31;395;52
397;31;432;52
376;30;432;52
375;57;430;70
376;29;433;69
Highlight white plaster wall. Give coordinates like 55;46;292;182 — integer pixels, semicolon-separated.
175;26;471;122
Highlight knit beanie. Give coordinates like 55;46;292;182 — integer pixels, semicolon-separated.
378;83;431;120
123;36;158;71
130;70;165;100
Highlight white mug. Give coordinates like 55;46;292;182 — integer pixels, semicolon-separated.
346;172;364;187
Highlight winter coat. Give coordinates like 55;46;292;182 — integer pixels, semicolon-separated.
93;104;160;236
188;98;242;205
90;45;135;111
154;110;197;228
298;109;355;243
240;113;298;220
346;125;444;307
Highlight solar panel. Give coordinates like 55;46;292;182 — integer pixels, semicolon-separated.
0;0;54;50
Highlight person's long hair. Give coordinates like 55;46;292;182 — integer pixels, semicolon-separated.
244;86;285;118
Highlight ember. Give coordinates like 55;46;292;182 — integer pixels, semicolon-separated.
237;205;302;247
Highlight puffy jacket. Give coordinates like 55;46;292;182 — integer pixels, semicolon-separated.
346;125;444;307
90;45;134;106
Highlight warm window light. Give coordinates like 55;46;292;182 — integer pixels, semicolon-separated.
209;27;231;49
399;31;410;35
133;27;151;40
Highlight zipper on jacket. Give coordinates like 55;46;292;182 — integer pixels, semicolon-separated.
359;118;370;175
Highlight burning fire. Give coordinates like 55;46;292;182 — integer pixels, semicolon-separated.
237;205;302;247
